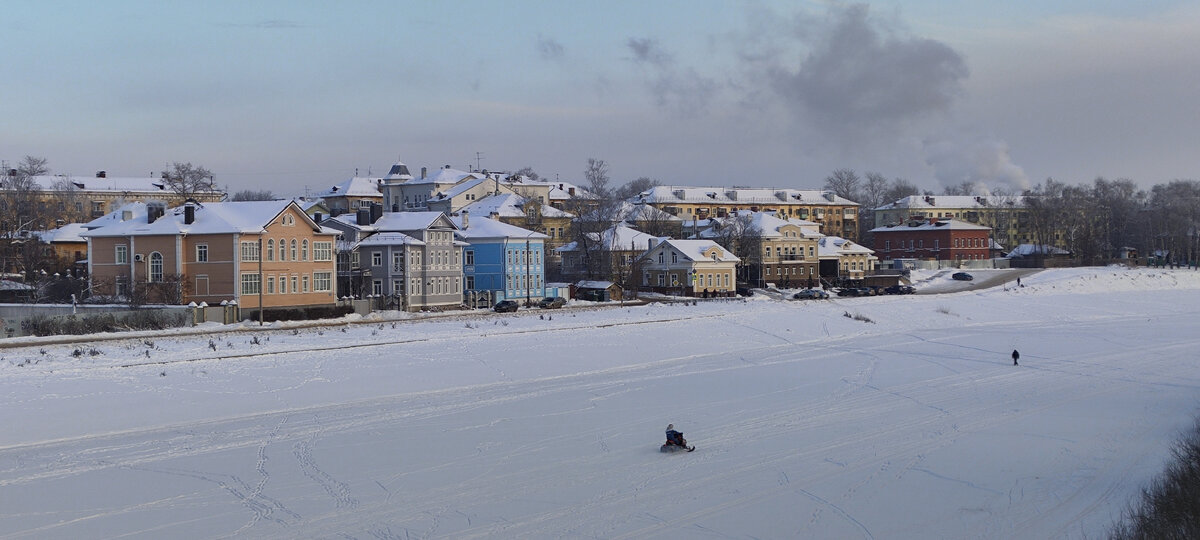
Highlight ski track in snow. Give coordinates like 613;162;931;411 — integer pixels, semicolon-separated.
1;268;1199;538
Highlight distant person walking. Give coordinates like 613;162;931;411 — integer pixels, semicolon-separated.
1012;349;1020;366
1017;276;1021;287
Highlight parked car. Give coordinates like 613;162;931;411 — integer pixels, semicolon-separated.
885;284;915;295
493;300;519;312
952;272;974;281
793;289;830;300
836;287;862;297
538;297;566;309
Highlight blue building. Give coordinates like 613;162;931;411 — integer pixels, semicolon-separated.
450;211;548;308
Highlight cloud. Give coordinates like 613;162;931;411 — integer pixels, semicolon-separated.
625;38;717;116
923;133;1030;193
765;4;968;142
537;36;564;61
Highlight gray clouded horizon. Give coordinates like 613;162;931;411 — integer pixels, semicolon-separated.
2;2;1195;198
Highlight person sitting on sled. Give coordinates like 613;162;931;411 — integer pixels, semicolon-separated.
665;424;686;447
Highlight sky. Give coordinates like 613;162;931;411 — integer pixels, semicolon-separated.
3;267;1200;537
3;1;1198;198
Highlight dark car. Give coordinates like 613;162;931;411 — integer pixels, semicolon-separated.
836;288;862;297
538;297;566;309
792;289;830;300
885;284;915;295
952;272;974;281
493;300;519;312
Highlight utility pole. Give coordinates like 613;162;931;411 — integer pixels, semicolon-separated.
475;152;485;173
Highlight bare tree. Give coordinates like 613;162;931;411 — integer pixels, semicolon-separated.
615;176;660;200
163;162;215;201
824;168;861;201
941;181;983;196
583;158;611;197
231;189;276;201
513;166;540;182
882;178;921;204
710;213;763;286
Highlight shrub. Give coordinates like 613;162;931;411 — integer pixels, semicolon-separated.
257;305;355;323
1110;418;1200;538
22;310;189;337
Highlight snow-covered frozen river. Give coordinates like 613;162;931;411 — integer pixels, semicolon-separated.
2;267;1198;539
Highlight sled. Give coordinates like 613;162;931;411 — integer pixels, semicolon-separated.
660;442;695;453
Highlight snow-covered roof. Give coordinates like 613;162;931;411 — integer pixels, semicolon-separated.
875;194;1028;211
460;193;574;219
655;239;741;263
383;160;413;181
22;174;221;196
449;214;548;241
0;279;34;291
575;280;616;289
611;202;681;222
34;223;88;243
314;177;382;198
507;178;595;201
81;200;308;238
869;218;991;233
1006;244;1070;258
716;211;822;239
353;232;424;249
817;236;874;257
635;186;858;206
405;167;482;186
372;211;456;233
430;177;491;201
83;202;151;230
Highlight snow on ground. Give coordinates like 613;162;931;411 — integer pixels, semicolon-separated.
2;267;1200;539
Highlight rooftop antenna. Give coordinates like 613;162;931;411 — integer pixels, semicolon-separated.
475;151;484;173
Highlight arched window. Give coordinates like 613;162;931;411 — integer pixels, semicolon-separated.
301;239;309;261
267;239;275;261
149;252;163;282
290;239;297;261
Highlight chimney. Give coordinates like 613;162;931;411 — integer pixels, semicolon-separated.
928;217;938;225
369;203;383;223
421;166;427;178
147;204;164;223
184;199;196;225
96;171;106;178
461;210;469;229
356;209;370;226
489;211;500;220
568;187;575;196
313;212;323;223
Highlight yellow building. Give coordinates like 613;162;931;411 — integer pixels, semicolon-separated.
635;186;860;240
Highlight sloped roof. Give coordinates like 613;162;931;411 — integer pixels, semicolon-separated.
1007;244;1070;258
869;218;991;233
81;200;308;237
612;202;681;222
314;177;382;198
635;186;858;206
450;214;548;241
875;194;1028;211
656;239;741;263
23;174;221;196
34;223;88;243
431;177;491;201
817;236;874;256
353;232;424;249
83;202;151;230
460;193;574;219
405;167;482;186
372;211;457;232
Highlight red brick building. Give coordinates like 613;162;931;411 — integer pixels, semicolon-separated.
870;218;992;262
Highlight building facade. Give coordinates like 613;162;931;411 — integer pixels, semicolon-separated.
870;218;993;262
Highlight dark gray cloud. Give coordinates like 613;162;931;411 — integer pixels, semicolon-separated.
626;38;716;116
767;4;968;140
537;36;564;61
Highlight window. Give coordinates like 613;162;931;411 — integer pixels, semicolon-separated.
372;280;383;295
115;245;128;264
393;279;402;294
267;239;275;261
466;275;475;290
313;272;332;292
313;241;332;261
372;252;382;266
115;276;129;297
267;277;275;294
241;241;260;261
279;240;286;261
301;239;309;261
393;252;403;270
290;239;297;261
290;275;298;294
302;275;309;292
465;250;474;266
149;252;163;282
240;273;261;295
196;244;208;262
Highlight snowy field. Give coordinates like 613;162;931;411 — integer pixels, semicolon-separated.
2;267;1200;539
